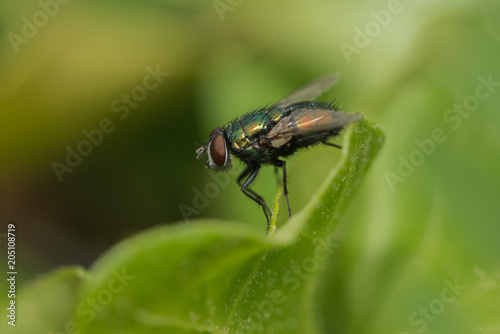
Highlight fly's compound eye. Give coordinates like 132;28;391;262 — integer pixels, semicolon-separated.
207;133;229;169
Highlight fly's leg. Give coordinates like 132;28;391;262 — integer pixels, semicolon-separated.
274;160;292;218
323;142;342;149
238;167;269;207
238;166;271;232
274;166;281;186
237;166;252;186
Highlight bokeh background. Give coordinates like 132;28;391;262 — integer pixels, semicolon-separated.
1;0;499;332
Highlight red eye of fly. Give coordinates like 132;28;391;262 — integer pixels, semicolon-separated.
209;134;227;167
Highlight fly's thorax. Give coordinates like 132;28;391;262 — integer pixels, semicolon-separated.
225;115;279;164
226;110;276;150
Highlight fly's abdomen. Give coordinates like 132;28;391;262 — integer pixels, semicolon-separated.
270;108;340;136
265;102;363;147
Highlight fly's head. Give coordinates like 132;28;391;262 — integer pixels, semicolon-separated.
196;127;231;170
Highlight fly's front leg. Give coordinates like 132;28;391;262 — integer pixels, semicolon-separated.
237;166;252;186
238;166;271;232
238;167;269;212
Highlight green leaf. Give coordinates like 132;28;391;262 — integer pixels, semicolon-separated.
71;119;384;333
19;119;382;334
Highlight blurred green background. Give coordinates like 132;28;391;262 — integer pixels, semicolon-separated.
1;0;499;332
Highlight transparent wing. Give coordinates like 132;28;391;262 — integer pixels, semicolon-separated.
263;108;363;148
275;74;340;107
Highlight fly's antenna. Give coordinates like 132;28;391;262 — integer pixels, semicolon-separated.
196;146;207;159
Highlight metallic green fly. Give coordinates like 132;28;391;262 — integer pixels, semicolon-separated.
196;74;363;232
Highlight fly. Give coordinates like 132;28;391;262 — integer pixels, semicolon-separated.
196;74;363;233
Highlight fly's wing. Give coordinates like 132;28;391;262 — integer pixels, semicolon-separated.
275;74;340;108
263;108;363;148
